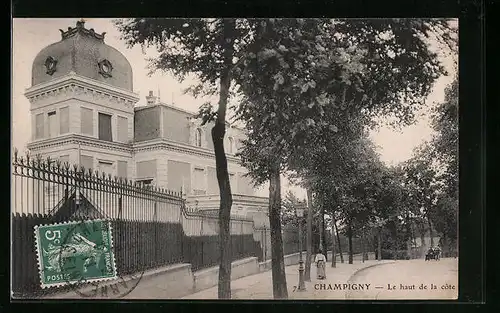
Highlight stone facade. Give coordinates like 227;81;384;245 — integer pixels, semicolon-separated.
25;20;269;223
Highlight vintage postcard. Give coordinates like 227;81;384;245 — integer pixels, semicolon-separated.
11;18;458;300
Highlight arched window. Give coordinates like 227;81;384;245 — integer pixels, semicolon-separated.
195;128;202;147
228;137;234;154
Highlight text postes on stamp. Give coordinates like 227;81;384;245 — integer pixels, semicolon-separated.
34;219;117;289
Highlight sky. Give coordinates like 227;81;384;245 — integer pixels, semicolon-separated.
11;18;457;198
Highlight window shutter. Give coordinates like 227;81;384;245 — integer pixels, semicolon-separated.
80;155;94;170
117;116;128;142
229;173;236;192
48;111;57;138
207;167;218;194
136;160;157;179
117;161;128;179
81;108;93;135
60;107;69;134
98;161;114;177
35;113;44;139
193;168;206;195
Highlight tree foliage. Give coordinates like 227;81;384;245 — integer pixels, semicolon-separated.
430;77;458;199
232;18;455;266
115;18;254;99
402;137;458;250
114;18;458;289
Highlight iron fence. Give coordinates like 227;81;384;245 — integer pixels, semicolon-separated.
11;152;341;297
180;207;261;271
10;152;261;297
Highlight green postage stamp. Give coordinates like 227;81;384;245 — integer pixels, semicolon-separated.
34;219;117;288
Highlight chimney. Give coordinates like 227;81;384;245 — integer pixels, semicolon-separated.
146;90;157;105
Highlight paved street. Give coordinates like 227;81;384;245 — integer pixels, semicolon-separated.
346;258;458;300
182;259;395;300
42;257;458;300
182;258;458;300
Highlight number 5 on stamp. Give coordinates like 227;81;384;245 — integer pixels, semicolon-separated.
34;219;118;289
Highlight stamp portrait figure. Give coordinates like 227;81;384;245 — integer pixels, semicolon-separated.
34;219;117;288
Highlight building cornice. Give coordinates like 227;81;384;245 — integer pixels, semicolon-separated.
26;134;244;161
136;102;243;131
133;138;241;162
25;72;140;106
27;134;133;153
158;102;197;117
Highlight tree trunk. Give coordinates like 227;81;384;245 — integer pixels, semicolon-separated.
377;228;382;261
305;188;313;281
393;224;398;260
427;217;434;247
321;208;327;261
331;224;336;268
215;19;235;300
334;218;344;263
319;220;323;254
442;233;448;257
417;219;427;258
347;219;353;264
406;213;412;259
214;122;232;299
268;166;288;299
410;221;416;259
361;228;366;263
420;231;426;258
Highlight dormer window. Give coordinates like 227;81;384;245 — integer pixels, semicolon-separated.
98;59;113;78
44;56;57;75
195;128;202;147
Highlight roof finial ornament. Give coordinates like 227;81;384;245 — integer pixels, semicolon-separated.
77;18;86;28
59;18;106;41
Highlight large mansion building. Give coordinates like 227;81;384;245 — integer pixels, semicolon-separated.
24;20;269;225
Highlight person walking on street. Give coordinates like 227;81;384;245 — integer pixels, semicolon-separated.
434;246;441;260
315;249;327;280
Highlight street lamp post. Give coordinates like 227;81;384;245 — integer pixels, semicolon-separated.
296;204;306;291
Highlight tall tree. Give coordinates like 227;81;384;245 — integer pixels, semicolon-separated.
430;77;458;200
429;77;458;254
399;78;458;256
237;127;290;298
403;143;441;247
372;166;408;259
114;18;256;299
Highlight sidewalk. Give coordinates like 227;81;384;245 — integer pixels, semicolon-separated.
182;259;395;300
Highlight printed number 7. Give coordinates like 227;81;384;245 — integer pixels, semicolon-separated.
292;286;297;292
45;230;62;244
